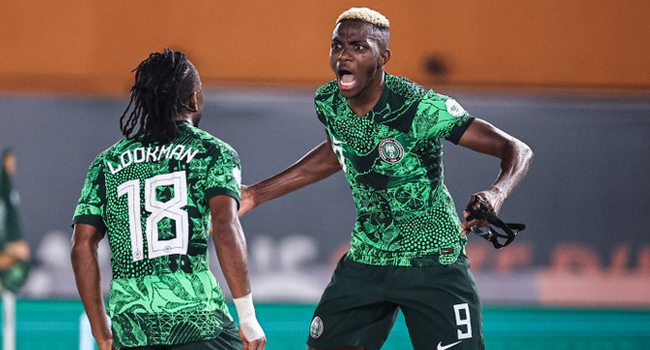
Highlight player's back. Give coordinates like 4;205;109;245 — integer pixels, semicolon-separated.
78;121;241;347
102;121;239;276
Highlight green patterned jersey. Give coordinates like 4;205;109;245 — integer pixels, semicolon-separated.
73;121;241;349
315;74;475;266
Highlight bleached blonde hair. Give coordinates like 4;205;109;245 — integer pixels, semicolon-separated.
336;7;389;29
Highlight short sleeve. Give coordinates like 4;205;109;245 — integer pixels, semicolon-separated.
416;92;475;144
72;157;107;234
204;144;242;207
315;101;327;125
315;95;329;125
314;81;340;125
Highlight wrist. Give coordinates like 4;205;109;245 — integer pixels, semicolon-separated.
233;293;265;341
233;293;256;319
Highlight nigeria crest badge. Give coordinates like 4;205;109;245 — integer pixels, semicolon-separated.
378;138;404;164
310;316;324;339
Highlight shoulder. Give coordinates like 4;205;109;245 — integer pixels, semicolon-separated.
384;74;428;101
182;123;220;147
421;90;469;118
384;74;463;113
213;139;239;161
90;139;129;166
315;80;339;99
314;80;343;121
102;136;142;157
186;125;240;161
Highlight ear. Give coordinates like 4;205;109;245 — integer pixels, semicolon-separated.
186;91;199;112
378;49;391;68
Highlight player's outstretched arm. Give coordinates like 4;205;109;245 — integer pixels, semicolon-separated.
239;138;341;217
210;195;266;350
71;224;114;350
457;119;534;232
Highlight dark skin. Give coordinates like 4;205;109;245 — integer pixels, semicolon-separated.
70;223;113;350
71;87;266;350
239;20;533;350
329;20;391;116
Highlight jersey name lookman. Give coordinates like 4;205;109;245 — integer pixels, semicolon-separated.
73;122;241;348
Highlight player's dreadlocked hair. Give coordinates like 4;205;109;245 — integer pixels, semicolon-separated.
120;48;200;145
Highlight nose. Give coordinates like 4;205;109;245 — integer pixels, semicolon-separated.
337;47;351;61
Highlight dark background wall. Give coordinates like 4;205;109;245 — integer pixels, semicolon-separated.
2;0;650;305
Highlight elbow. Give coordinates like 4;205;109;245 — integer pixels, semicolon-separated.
70;239;94;265
212;217;240;240
70;241;83;264
504;138;534;166
304;158;341;180
521;141;534;167
321;162;342;178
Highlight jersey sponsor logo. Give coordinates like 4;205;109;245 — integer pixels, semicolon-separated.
309;316;324;339
378;138;404;164
437;340;462;350
445;99;467;117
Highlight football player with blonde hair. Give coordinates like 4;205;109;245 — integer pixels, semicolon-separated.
241;7;533;350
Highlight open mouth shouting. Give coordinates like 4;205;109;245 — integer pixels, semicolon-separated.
337;69;356;91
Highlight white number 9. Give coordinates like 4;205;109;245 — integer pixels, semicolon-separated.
453;303;472;340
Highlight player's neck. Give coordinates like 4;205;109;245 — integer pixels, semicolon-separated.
347;71;385;117
174;113;198;127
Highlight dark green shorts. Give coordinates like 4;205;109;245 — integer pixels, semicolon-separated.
122;320;242;350
307;254;484;350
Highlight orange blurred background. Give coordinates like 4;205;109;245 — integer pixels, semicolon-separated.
1;0;649;95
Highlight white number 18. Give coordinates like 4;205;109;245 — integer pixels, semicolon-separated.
117;171;189;261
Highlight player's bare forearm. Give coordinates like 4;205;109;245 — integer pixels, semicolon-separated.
458;119;534;213
213;221;251;298
70;224;113;344
211;196;252;298
211;196;267;348
488;136;533;209
245;140;341;210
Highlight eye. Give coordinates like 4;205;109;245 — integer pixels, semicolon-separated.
331;42;343;50
354;44;365;51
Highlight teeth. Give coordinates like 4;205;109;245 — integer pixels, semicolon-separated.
339;74;355;89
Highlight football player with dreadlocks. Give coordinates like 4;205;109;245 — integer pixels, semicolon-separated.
71;49;266;350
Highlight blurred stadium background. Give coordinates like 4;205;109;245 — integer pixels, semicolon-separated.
1;1;649;349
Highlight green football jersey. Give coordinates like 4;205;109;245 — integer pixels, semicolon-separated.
73;121;241;349
315;74;475;266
